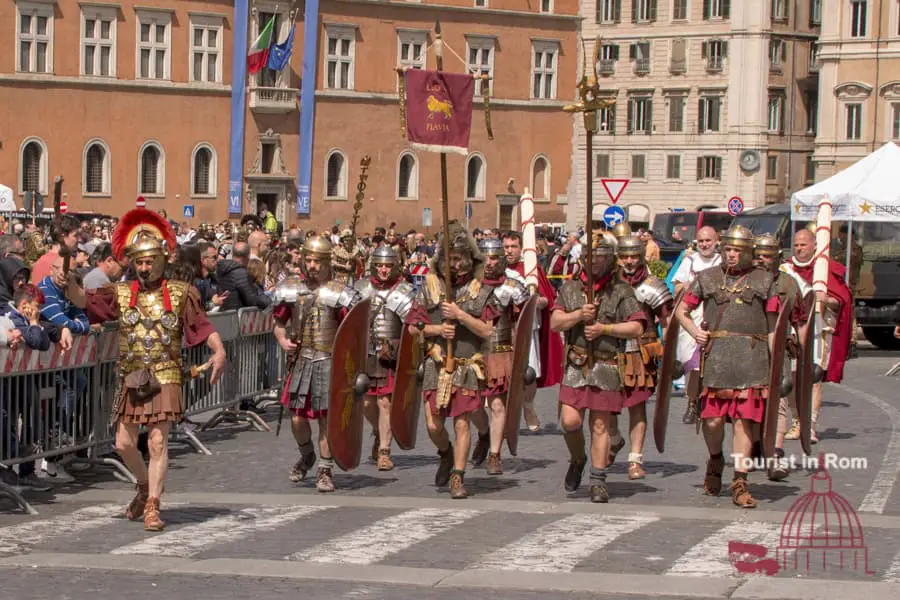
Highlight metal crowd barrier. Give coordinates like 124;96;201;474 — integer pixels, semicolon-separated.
0;307;284;515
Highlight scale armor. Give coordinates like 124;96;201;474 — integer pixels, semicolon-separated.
690;267;775;389
557;279;641;390
488;278;530;350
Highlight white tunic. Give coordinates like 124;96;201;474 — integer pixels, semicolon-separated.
671;252;722;368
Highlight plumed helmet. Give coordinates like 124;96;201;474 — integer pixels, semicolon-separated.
753;233;781;256
478;238;504;257
111;206;177;282
720;225;756;251
302;235;332;261
616;234;646;258
611;222;632;240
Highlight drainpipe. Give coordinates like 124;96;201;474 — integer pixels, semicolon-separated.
872;0;884;152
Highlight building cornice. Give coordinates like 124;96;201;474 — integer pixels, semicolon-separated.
315;89;569;109
585;30;817;42
0;73;231;95
332;0;582;22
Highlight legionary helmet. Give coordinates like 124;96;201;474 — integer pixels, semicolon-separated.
753;233;781;258
431;220;484;280
370;244;400;279
302;235;333;261
616;234;646;262
478;237;507;275
720;225;755;268
582;231;618;276
111;201;176;282
611;222;633;241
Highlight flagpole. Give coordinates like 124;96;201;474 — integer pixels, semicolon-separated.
435;19;454;375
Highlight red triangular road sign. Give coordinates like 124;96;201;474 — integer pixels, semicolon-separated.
601;179;629;204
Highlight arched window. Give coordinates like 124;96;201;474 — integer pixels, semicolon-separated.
20;139;46;193
397;152;417;200
84;140;110;195
139;142;164;195
466;153;485;201
192;144;216;196
531;155;550;201
325;150;347;198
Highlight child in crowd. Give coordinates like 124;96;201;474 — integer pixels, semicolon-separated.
4;284;61;351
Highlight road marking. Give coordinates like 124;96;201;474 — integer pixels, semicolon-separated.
667;522;781;577
288;508;481;565
835;384;900;514
885;550;900;583
0;504;121;555
110;505;330;557
473;514;658;573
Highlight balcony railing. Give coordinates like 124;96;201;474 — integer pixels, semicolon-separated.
598;59;615;75
670;58;686;74
250;86;298;113
634;59;650;74
769;61;783;74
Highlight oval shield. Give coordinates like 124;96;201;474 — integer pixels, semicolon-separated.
505;294;538;456
653;288;685;453
327;297;372;471
390;325;423;450
763;294;794;459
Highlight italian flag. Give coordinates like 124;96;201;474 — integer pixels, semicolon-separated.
247;16;275;74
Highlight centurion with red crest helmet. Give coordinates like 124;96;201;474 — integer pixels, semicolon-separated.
81;202;226;534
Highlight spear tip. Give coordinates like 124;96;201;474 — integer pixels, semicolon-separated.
435;18;442;36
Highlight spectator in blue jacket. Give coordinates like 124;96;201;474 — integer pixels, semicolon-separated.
37;252;91;337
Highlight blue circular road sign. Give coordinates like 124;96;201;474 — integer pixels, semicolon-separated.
603;205;626;228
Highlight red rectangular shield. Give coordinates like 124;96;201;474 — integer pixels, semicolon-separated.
404;69;474;155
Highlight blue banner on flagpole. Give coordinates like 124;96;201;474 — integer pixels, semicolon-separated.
296;0;319;216
227;0;250;215
266;25;295;71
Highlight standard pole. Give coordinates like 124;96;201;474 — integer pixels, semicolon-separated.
435;19;455;374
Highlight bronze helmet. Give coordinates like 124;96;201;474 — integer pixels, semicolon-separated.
753;233;781;257
616;234;646;259
720;225;756;250
611;222;632;240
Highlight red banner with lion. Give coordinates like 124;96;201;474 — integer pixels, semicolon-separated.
402;69;474;156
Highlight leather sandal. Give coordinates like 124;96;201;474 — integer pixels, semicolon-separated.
704;455;725;496
143;497;165;531
731;479;758;508
126;482;150;521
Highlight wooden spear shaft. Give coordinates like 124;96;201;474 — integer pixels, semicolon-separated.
435;19;455;374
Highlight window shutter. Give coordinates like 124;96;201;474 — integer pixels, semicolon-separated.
711;97;720;131
629;44;637;59
627;99;634;133
613;44;620;60
714;157;722;179
614;0;622;22
609;107;616;134
646;99;653;134
770;0;776;17
596;3;602;23
698;99;706;132
785;0;789;18
723;0;731;18
650;0;658;21
722;41;729;57
703;0;711;19
697;157;704;180
701;42;708;58
632;0;638;22
673;38;686;61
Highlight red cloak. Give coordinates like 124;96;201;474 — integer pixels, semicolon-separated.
509;261;564;388
789;258;853;383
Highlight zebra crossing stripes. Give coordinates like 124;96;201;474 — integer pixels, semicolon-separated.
666;522;782;577
0;504;122;555
476;513;659;573
885;550;900;583
110;505;332;558
287;508;482;565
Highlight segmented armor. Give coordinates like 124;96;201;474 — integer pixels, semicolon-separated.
355;278;416;377
488;277;530;351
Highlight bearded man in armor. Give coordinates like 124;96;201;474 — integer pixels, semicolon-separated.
550;233;648;503
404;222;499;499
273;236;363;493
354;246;416;471
610;234;673;480
332;229;365;285
753;234;810;481
76;208;227;531
674;225;780;509
471;238;531;475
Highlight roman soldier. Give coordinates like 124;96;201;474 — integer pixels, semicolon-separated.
611;234;674;480
674;225;779;508
77;208;227;531
550;233;648;503
404;221;499;499
753;233;811;481
332;229;365;285
780;228;852;444
272;236;363;493
472;238;531;475
502;231;564;430
354;245;417;471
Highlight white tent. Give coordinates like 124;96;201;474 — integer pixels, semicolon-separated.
0;184;15;212
790;142;900;222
